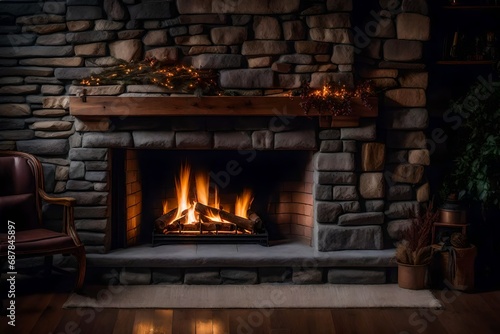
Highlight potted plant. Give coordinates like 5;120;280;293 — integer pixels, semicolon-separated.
440;79;500;286
396;203;440;290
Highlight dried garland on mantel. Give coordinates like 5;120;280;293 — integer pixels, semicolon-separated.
79;58;375;116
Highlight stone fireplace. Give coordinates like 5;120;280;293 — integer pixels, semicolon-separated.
0;0;431;283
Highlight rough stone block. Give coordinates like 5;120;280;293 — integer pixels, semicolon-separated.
174;34;211;45
143;30;168;46
69;148;108;161
251;130;273;149
306;13;350;28
391;164;424;184
310;72;353;88
340;121;376;141
314;171;356;185
309;28;352;43
74;206;107;219
144;47;178;63
283;20;305;40
0;104;30;117
184;268;221;285
384;39;422;61
192;54;243;69
75;219;106;232
396;13;430;41
0;130;34;140
54;67;104;80
338;201;360;213
314;184;333;201
320;140;342;152
258;267;292;283
247;56;273;68
220;68;274;88
177;0;300;14
254;16;281;39
210;26;247;45
338;212;384;226
278;54;313;65
365;200;385;212
327;268;386;284
55;165;69;181
64;191;107;206
359;173;385;199
220;268;258;284
17;139;68;155
317;224;383;251
388;185;413;201
241;40;289;55
333;186;357;200
294;41;330;54
401;0;428;14
0;118;25;130
214;131;252;149
82;132;132;148
384;88;426;107
69;161;85;180
292;268;323;284
274;130;316;149
129;1;171;19
277;74;310;89
387;219;412;240
66;180;94;191
314;152;355;171
361;142;385;171
132;131;175;149
109;39;142;62
119;268;151;285
85;171;107;182
416;183;429;202
385;201;420;219
315;201;343;223
408;149;430;165
318;129;340;140
385;108;428;129
399;71;428;89
152;268;184;284
176;131;213;149
331;44;354;64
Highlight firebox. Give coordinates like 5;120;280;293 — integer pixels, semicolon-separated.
111;148;314;249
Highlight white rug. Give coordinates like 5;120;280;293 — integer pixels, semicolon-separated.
63;284;442;309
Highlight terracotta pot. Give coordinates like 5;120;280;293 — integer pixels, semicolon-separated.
439;208;467;225
397;262;429;290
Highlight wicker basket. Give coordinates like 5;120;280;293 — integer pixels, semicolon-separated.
439;245;477;291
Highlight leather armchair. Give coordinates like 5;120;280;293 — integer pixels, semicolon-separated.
0;151;85;290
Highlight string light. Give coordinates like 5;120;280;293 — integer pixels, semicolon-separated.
294;80;374;116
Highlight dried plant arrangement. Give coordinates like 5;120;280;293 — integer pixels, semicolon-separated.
396;202;440;265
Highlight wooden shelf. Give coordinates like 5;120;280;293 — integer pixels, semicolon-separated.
435;60;496;65
443;5;500;9
69;96;378;128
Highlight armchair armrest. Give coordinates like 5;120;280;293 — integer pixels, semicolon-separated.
38;189;82;246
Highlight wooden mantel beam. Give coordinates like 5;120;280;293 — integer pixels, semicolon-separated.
69;96;378;127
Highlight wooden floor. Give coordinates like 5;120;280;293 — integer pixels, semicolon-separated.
1;273;500;334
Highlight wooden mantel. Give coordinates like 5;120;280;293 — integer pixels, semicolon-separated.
69;96;378;128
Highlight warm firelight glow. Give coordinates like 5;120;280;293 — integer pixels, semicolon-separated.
166;163;253;224
235;188;253;219
175;163;191;220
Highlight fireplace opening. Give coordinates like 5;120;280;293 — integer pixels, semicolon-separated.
111;149;314;249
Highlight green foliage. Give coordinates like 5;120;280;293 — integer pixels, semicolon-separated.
444;80;500;208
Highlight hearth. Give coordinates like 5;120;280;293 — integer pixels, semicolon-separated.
111;148;314;249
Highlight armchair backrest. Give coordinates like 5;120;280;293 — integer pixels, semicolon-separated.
0;151;44;231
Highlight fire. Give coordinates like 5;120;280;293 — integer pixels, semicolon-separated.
167;163;253;225
235;188;253;219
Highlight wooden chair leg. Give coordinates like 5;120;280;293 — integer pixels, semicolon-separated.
74;246;86;291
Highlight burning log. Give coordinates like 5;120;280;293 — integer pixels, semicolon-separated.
247;210;263;230
194;202;255;232
154;208;177;232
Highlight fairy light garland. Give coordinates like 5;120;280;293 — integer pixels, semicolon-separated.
80;57;220;95
293;80;375;116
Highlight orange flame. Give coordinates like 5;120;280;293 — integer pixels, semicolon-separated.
175;163;191;221
195;170;209;205
235;188;254;219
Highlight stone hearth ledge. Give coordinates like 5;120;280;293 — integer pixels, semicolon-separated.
87;242;396;268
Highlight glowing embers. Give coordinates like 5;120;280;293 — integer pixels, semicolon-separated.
154;163;262;236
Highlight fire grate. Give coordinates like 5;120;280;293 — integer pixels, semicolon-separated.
152;228;269;246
